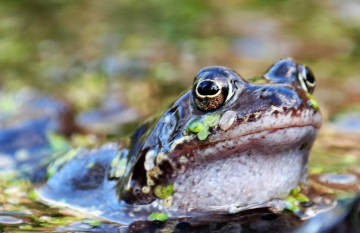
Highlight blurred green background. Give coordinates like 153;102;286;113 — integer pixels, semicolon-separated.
1;2;360;230
0;0;359;123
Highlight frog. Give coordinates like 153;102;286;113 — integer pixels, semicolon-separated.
31;58;322;224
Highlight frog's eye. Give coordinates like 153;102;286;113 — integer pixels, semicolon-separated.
192;68;236;112
197;80;221;96
304;67;316;87
194;79;228;111
298;65;316;94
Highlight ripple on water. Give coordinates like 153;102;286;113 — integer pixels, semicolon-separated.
319;173;358;185
0;215;24;225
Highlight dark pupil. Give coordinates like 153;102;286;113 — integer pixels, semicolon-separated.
197;81;219;96
305;68;315;84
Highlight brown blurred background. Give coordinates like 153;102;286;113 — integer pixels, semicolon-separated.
0;0;359;132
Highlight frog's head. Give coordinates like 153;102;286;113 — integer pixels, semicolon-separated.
121;58;321;213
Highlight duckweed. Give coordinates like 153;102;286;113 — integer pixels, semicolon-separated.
148;212;168;222
154;184;174;199
284;187;310;212
203;113;220;127
284;196;300;212
184;117;201;134
289;187;300;196
184;113;220;140
197;125;209;140
188;121;205;133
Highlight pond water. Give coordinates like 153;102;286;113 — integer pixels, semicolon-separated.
0;1;360;232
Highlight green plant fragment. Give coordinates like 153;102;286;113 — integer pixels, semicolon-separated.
203;113;220;127
189;121;204;133
27;190;38;200
83;219;101;226
197;126;209;140
284;196;299;212
183;117;201;134
290;187;300;196
110;154;121;168
306;93;319;109
148;212;168;222
295;193;310;202
19;225;32;229
154;184;174;199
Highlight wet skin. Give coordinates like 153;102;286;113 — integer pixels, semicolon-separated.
34;58;322;223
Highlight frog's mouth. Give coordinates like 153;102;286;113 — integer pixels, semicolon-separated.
167;109;322;213
170;108;322;155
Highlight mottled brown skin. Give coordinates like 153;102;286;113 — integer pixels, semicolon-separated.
119;58;321;209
